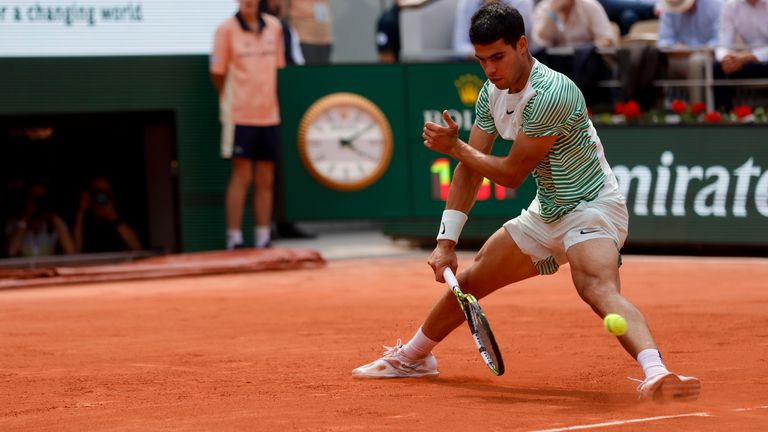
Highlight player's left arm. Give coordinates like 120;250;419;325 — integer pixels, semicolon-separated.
424;110;556;189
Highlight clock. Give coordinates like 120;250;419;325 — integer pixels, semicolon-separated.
297;92;393;192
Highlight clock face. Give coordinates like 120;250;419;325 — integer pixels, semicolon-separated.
298;93;393;192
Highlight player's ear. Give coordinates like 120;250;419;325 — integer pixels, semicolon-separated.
517;36;528;55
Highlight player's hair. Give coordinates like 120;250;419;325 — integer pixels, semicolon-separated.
469;1;526;47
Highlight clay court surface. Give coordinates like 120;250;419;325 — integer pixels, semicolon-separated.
2;251;767;431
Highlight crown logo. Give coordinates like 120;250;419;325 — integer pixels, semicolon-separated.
454;74;484;106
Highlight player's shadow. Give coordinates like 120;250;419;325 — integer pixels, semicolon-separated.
425;376;636;408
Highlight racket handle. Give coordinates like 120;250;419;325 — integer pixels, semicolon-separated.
443;267;459;289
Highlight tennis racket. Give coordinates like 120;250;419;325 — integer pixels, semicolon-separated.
443;267;505;376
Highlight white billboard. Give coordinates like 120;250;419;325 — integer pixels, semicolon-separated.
0;1;235;56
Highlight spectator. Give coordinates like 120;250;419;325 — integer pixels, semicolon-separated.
211;0;285;249
598;0;658;36
287;0;333;64
73;176;142;253
375;1;401;63
264;0;305;66
533;0;616;49
657;0;722;103
5;179;75;258
453;0;538;58
533;0;617;107
713;0;768;108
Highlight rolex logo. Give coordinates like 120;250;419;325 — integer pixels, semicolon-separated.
454;74;484;107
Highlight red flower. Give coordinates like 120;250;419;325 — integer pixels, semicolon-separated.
704;111;722;123
614;102;625;115
691;103;706;115
587;106;593;118
671;99;687;114
623;100;641;118
733;105;752;119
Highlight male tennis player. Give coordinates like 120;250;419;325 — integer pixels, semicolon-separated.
353;1;701;402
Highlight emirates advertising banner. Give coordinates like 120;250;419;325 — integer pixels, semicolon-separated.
0;0;234;56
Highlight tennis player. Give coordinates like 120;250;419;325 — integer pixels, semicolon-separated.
353;1;700;401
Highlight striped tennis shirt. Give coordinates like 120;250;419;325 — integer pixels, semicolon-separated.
475;60;617;223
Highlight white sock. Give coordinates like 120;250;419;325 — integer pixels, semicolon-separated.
637;348;669;379
226;229;243;249
399;327;438;363
254;226;271;248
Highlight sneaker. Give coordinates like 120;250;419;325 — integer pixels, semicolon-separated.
635;372;701;402
352;340;439;379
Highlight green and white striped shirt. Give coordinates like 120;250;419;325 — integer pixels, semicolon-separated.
475;60;616;223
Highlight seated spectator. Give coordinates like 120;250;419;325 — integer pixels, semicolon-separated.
532;0;617;107
533;0;616;49
656;0;722;104
598;0;658;36
713;0;768;109
453;0;538;58
376;1;401;63
73;176;142;253
4;179;75;258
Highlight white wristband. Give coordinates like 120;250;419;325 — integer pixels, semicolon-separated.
436;210;468;243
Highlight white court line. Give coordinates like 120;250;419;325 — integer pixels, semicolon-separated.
530;406;768;432
528;413;711;432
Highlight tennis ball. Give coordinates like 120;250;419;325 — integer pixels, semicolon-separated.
603;313;627;336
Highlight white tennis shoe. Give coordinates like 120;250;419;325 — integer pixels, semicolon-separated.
352;340;439;379
635;372;701;401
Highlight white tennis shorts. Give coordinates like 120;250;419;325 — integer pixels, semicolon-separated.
503;186;629;275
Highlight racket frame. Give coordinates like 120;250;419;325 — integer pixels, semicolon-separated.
443;267;505;376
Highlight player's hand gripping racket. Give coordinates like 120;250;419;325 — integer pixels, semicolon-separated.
443;268;505;376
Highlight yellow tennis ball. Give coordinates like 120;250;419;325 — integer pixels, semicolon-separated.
604;313;627;336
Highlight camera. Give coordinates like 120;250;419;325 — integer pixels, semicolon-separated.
91;190;112;206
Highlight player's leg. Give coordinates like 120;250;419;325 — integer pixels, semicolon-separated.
353;227;538;378
567;238;700;401
567;238;655;357
252;160;275;248
225;156;253;249
421;227;539;342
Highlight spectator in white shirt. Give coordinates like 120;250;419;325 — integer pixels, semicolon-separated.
715;0;768;74
713;0;768;108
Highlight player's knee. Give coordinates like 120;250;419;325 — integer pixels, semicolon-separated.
575;277;618;309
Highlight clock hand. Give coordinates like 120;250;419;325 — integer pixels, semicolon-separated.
340;123;375;146
345;144;378;161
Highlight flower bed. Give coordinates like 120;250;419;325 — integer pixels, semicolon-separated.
592;100;768;125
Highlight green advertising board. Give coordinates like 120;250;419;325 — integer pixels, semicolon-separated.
599;126;768;246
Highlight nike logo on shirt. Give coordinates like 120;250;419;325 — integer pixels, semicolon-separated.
506;109;515;115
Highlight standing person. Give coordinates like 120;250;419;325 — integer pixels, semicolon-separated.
353;2;701;402
211;0;285;249
287;0;333;64
375;1;401;63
